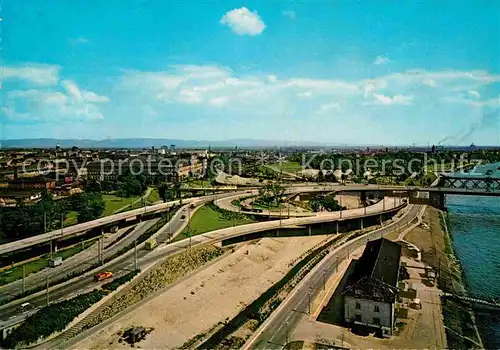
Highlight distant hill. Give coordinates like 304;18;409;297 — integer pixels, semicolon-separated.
0;138;325;149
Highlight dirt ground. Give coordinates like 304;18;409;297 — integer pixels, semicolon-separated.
75;235;330;349
334;194;360;209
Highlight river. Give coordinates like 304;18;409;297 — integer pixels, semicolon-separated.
446;163;500;349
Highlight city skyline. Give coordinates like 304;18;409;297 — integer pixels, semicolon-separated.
2;1;500;145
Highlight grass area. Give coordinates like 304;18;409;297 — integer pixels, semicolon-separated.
0;240;97;286
184;179;213;188
146;188;161;204
267;161;303;173
64;210;78;227
253;198;286;210
102;194;141;216
174;204;254;242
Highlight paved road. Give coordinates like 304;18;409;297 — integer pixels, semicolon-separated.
244;205;422;350
0;221;158;305
0;192;247;321
0;193;404;329
0;191;255;256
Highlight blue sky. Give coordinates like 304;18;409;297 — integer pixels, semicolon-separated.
1;0;499;145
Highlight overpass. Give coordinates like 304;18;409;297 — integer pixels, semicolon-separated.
0;191;252;256
2;179;498;256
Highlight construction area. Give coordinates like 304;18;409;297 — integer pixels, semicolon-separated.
74;235;333;349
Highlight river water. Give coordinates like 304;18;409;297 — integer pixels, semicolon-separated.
446;163;500;349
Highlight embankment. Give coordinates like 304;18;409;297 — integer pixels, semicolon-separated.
403;207;483;349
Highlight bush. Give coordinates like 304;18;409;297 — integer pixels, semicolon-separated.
102;270;139;291
2;289;106;348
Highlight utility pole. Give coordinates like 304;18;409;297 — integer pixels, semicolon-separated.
44;211;47;233
97;239;101;264
46;275;50;306
60;212;64;235
308;289;312;314
279;206;282;226
134;240;138;271
285;321;289;344
50;240;53;260
323;270;327;290
339;194;343;219
22;265;26;296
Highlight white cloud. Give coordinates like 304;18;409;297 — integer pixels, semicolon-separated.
174;64;232;79
209;96;230;107
468;90;480;99
373;55;391;65
370;93;413;106
70;37;89;45
82;91;110;103
297;91;313;98
1;63;60;85
3;78;108;121
286;78;358;92
178;89;202;104
282;10;296;20
422;78;437;87
220;7;266;36
4;89;105;120
445;95;499;108
319;103;340;112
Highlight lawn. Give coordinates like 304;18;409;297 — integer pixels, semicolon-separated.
0;239;97;286
268;161;303;173
146;188;161;204
252;198;286;210
64;211;78;227
102;194;141;216
185;179;213;188
173;205;254;242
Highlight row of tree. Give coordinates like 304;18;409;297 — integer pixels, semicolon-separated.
309;195;344;212
0;191;105;242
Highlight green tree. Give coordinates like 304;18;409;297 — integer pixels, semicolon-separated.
310;198;322;212
321;196;342;211
73;193;105;222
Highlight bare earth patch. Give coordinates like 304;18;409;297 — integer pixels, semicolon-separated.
76;235;330;349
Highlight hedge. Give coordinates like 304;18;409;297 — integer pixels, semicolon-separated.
2;289;106;348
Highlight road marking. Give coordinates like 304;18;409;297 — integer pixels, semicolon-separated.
9;315;17;319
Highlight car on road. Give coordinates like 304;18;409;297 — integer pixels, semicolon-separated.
18;302;33;313
180;214;186;220
94;271;113;282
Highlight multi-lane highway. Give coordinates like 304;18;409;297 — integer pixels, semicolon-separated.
0;192;404;333
243;204;422;349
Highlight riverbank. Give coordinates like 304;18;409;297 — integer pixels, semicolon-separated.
403;206;483;349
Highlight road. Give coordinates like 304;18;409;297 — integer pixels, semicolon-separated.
2;182;489;256
0;200;197;325
0;193;404;329
0;220;158;305
244;205;422;350
0;191;255;256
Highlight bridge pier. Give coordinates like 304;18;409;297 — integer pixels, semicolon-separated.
429;192;446;210
308;225;312;236
360;218;364;230
336;221;339;234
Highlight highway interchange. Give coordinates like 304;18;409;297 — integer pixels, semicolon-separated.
0;184;414;346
